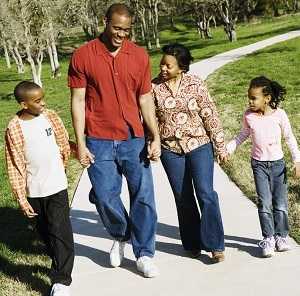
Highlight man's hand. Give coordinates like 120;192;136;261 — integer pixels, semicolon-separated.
78;143;95;168
147;139;161;161
293;162;300;178
21;202;38;219
217;153;229;164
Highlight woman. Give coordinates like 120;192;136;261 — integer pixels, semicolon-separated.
152;43;227;262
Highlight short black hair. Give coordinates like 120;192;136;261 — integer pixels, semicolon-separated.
14;81;42;103
162;43;194;72
105;3;132;21
249;76;286;109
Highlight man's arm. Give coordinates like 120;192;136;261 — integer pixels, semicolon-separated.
71;88;94;167
139;91;161;161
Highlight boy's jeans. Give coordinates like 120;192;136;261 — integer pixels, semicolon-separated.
160;142;225;252
251;158;289;238
86;135;157;259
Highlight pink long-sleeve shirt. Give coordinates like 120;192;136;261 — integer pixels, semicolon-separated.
227;108;300;162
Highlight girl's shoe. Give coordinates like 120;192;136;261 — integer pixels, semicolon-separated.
258;236;275;257
275;236;291;252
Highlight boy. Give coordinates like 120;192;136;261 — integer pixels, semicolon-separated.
5;81;74;296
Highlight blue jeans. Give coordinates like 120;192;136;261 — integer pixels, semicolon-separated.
86;134;157;258
160;143;225;252
251;158;289;238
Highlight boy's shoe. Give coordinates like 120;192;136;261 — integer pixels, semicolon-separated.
211;251;225;263
136;256;159;278
50;283;70;296
275;236;291;252
110;240;126;267
258;236;275;258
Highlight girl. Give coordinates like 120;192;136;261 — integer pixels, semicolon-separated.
227;76;300;258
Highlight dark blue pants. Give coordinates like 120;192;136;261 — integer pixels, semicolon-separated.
86;135;157;258
251;158;289;238
28;189;74;286
160;143;225;252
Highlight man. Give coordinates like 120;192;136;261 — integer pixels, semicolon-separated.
68;3;160;278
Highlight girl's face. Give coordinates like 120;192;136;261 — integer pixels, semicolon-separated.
248;87;270;113
160;54;183;81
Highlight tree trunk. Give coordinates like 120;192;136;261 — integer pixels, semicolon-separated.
47;42;56;78
13;46;25;73
3;41;11;69
153;0;160;48
49;22;60;77
26;45;43;87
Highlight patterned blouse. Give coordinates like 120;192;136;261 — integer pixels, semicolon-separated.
152;73;226;155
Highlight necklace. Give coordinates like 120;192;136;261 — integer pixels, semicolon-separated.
164;73;183;98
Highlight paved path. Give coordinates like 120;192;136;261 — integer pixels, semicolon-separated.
70;31;300;296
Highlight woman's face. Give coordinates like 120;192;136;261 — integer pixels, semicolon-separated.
160;54;183;81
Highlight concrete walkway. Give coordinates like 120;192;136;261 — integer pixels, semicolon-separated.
70;31;300;296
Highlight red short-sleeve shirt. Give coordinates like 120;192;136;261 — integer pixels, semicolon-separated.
68;37;152;140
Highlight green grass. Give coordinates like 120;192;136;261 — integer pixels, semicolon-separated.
207;36;300;242
0;14;300;295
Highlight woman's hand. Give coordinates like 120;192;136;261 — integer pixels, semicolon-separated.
217;153;229;164
294;162;300;178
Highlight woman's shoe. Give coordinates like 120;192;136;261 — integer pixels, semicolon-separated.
211;251;225;263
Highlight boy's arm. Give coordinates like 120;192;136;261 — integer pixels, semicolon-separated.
226;112;250;155
4;129;33;214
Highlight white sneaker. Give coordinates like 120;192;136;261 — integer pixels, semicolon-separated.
110;240;126;267
50;283;70;296
275;236;291;252
258;236;275;258
136;256;159;278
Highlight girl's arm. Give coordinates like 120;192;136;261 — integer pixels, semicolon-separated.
280;110;300;176
226;112;250;155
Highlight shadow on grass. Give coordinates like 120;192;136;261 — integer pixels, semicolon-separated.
0;207;51;295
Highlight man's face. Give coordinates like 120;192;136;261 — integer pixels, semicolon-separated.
104;13;131;49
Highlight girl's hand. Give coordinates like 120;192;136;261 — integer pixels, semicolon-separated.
294;162;300;177
217;153;229;164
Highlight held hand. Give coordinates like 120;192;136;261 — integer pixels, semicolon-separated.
293;162;300;178
78;143;95;168
21;202;38;219
147;139;161;161
217;153;229;164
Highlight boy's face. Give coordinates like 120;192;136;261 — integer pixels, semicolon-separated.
21;88;45;116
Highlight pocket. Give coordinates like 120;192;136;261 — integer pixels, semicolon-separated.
86;137;114;161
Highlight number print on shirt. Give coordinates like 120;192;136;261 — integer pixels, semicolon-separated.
45;127;53;136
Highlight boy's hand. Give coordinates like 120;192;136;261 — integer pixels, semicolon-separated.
294;162;300;178
21;202;38;219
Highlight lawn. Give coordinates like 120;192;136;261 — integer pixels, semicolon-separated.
0;14;299;295
207;36;300;242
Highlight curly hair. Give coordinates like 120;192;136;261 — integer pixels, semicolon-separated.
249;76;286;109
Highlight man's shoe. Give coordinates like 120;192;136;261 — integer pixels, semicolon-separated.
110;240;126;267
258;236;275;258
211;251;225;263
50;283;70;296
275;236;291;252
136;256;159;278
